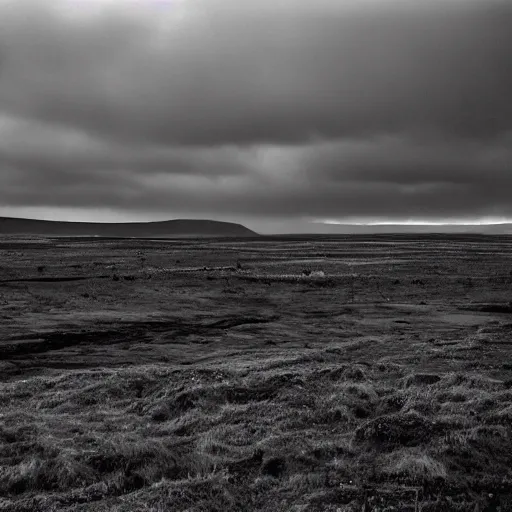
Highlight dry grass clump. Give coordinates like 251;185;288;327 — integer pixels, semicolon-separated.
378;448;447;484
436;372;503;392
398;386;439;416
354;410;437;449
485;404;512;426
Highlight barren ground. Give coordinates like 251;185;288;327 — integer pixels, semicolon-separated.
1;234;512;511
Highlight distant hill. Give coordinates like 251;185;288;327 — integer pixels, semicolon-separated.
0;217;257;238
311;224;512;235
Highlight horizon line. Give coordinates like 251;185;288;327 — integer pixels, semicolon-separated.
317;218;512;226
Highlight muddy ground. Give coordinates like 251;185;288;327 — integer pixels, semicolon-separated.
1;234;512;511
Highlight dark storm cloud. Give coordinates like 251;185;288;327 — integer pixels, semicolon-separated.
4;133;512;221
301;135;512;187
0;0;512;228
0;0;511;146
0;115;253;186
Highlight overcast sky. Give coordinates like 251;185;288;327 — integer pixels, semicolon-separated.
0;0;511;233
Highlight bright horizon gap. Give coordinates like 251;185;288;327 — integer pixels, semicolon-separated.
317;218;512;226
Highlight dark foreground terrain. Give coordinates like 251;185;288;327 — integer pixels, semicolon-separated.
2;234;512;511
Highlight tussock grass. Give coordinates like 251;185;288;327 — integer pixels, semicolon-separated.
3;361;512;511
379;448;447;483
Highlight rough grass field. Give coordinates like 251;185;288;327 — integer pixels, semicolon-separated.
2;234;512;511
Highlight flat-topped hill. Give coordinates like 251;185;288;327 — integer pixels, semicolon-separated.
0;217;257;238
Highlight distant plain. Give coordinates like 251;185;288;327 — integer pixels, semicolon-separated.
2;234;512;511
